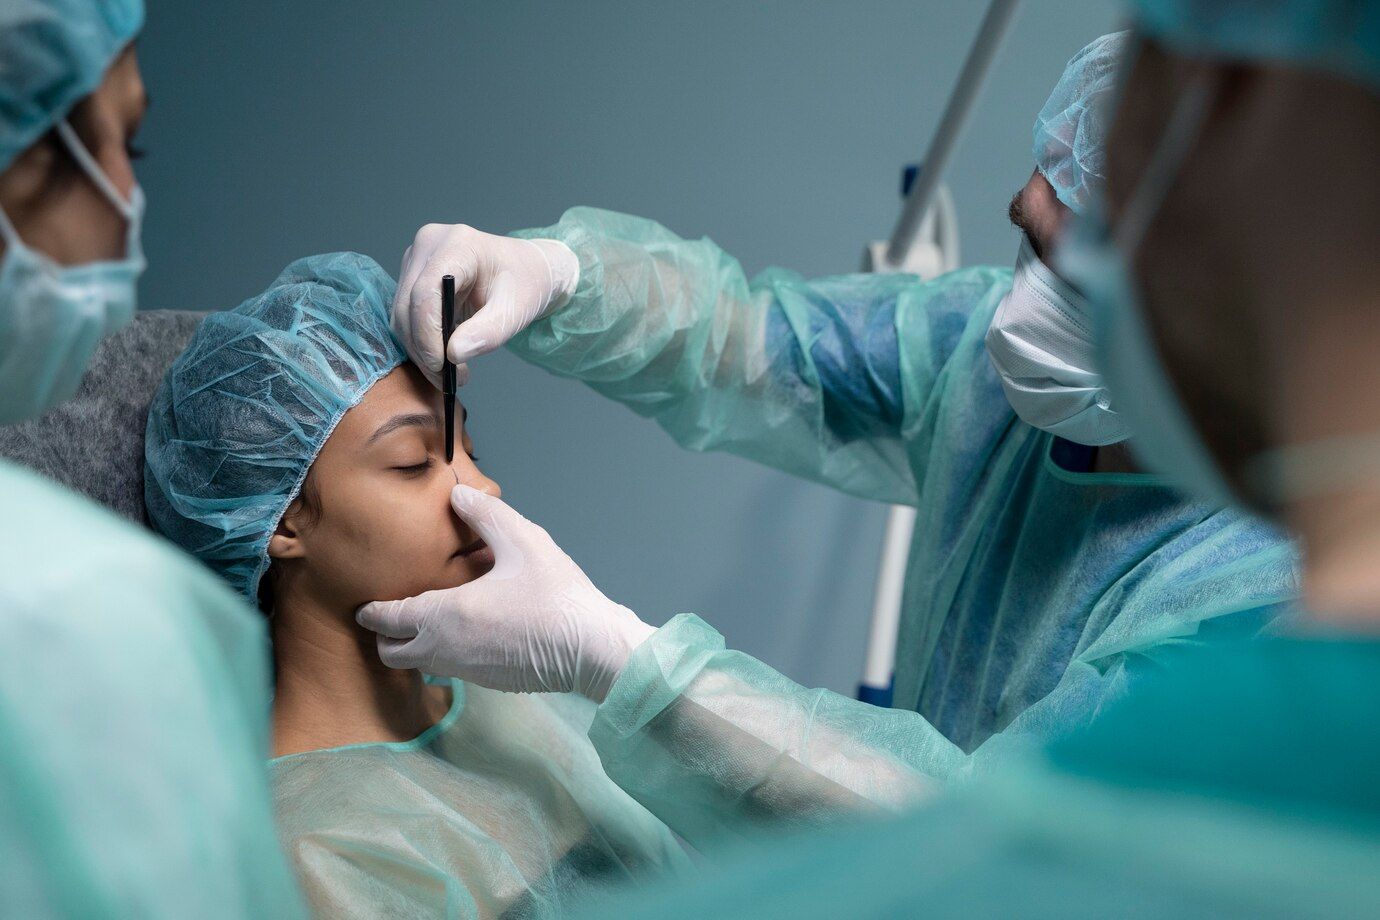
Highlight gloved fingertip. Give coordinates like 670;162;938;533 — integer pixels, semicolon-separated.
416;362;443;391
450;482;488;512
356;599;415;639
355;601;382;628
455;362;471;387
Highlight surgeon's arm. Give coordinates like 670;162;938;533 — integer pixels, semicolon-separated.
588;614;967;850
589;621;1118;850
510;208;997;505
590;571;1297;853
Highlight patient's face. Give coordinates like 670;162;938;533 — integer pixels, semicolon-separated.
281;363;500;610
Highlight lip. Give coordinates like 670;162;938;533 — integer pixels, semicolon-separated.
453;537;492;564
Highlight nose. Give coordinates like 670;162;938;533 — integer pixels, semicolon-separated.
447;457;501;500
471;474;501;500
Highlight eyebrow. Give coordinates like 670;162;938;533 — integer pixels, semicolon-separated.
366;412;439;446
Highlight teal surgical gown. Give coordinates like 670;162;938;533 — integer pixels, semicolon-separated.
0;460;304;918
584;631;1380;919
508;208;1299;847
271;680;690;919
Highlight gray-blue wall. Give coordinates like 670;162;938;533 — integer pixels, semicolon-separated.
138;1;1121;694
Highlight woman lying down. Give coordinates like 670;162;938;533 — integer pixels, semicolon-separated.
144;252;689;918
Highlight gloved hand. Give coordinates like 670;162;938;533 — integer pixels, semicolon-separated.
392;223;580;385
357;484;655;701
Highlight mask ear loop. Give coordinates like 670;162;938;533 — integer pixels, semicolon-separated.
0;201;21;249
54;121;138;221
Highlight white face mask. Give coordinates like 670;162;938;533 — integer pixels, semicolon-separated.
984;235;1130;446
0;120;146;426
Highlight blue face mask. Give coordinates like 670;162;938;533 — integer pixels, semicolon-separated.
0;120;145;426
1057;74;1235;505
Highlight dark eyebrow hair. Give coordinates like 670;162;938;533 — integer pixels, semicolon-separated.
365;412;439;446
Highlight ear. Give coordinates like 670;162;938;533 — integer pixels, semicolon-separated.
267;498;309;561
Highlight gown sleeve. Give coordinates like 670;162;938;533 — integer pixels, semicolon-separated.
511;207;1010;505
589;595;1291;852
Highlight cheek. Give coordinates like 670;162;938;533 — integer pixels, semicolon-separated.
307;475;467;605
27;181;129;265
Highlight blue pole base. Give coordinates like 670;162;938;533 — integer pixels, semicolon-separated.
856;678;894;708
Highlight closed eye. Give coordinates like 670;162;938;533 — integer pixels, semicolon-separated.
393;458;433;477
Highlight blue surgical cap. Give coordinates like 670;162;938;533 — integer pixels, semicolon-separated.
145;252;406;602
1133;0;1380;94
1032;31;1132;214
0;0;143;173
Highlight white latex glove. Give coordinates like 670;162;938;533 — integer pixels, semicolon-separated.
356;485;655;701
392;224;580;386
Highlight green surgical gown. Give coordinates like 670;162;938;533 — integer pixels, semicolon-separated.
270;680;690;919
0;460;304;918
508;208;1298;847
585;632;1380;919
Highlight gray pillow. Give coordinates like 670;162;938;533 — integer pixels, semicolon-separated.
0;310;207;524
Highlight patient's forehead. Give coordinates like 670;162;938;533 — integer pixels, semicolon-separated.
331;364;437;443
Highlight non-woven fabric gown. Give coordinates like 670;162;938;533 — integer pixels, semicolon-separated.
0;1;304;915
503;203;1296;848
273;683;690;919
584;637;1380;920
146;252;690;918
0;468;306;918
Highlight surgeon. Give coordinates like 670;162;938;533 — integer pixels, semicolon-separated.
573;1;1380;914
0;1;302;914
359;33;1297;847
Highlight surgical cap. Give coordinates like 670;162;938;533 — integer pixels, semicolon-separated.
1133;0;1380;94
0;0;143;173
145;252;406;602
1032;31;1132;214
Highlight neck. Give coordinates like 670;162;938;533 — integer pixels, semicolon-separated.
270;583;449;757
1092;440;1142;475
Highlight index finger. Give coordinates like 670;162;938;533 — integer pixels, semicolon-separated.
408;250;481;376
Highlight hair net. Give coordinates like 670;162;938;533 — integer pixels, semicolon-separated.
145;252;406;602
0;0;143;173
1134;0;1380;94
1032;31;1132;214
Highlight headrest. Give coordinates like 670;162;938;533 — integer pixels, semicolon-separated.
0;310;207;524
